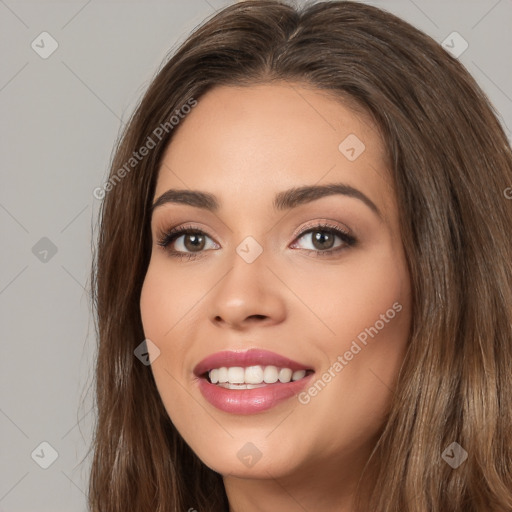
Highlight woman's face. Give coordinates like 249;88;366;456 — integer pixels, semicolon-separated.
140;83;411;484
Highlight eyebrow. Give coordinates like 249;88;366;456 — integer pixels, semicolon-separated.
151;183;381;218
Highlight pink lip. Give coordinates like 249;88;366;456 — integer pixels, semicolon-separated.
197;376;314;414
193;349;315;415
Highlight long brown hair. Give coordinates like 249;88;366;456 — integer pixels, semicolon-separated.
88;1;512;510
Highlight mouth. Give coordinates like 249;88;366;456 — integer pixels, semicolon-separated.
193;348;315;414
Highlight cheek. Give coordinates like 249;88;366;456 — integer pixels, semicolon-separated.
140;266;226;469
139;262;196;380
285;246;410;346
290;244;411;406
316;254;410;404
140;258;202;341
139;258;205;395
139;262;187;394
293;254;410;453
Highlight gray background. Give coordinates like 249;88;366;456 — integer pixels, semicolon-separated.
1;1;511;510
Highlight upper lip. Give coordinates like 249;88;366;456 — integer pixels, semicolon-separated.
193;348;313;377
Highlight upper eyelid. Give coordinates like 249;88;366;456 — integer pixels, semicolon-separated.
156;224;217;246
293;220;352;237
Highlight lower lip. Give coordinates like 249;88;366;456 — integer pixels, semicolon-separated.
197;374;314;414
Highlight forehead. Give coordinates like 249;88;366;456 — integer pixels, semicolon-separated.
154;83;393;219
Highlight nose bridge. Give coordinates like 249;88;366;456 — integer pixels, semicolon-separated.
208;238;286;328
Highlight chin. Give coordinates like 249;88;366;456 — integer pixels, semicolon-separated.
188;436;302;479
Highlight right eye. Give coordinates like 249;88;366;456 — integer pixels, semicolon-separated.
157;225;219;259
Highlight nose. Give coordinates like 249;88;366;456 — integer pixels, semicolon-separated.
208;251;287;331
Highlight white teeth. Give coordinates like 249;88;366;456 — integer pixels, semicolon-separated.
263;365;279;383
227;367;245;384
245;365;264;384
291;370;306;381
278;368;293;383
218;367;228;383
207;365;310;385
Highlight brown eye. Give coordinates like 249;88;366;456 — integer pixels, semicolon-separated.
181;233;206;252
310;230;336;250
157;227;219;258
292;224;357;255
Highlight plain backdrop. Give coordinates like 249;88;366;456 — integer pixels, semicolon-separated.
1;1;511;510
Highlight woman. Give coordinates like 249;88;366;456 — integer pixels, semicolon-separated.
88;1;512;511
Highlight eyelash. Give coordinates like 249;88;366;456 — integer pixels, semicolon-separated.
156;222;357;261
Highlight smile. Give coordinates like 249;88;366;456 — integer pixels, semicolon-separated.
194;349;315;414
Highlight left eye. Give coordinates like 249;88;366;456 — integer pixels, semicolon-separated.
292;226;355;252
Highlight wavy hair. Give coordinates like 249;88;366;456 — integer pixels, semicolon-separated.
88;1;512;510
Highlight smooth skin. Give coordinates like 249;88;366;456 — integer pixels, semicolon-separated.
140;83;412;511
